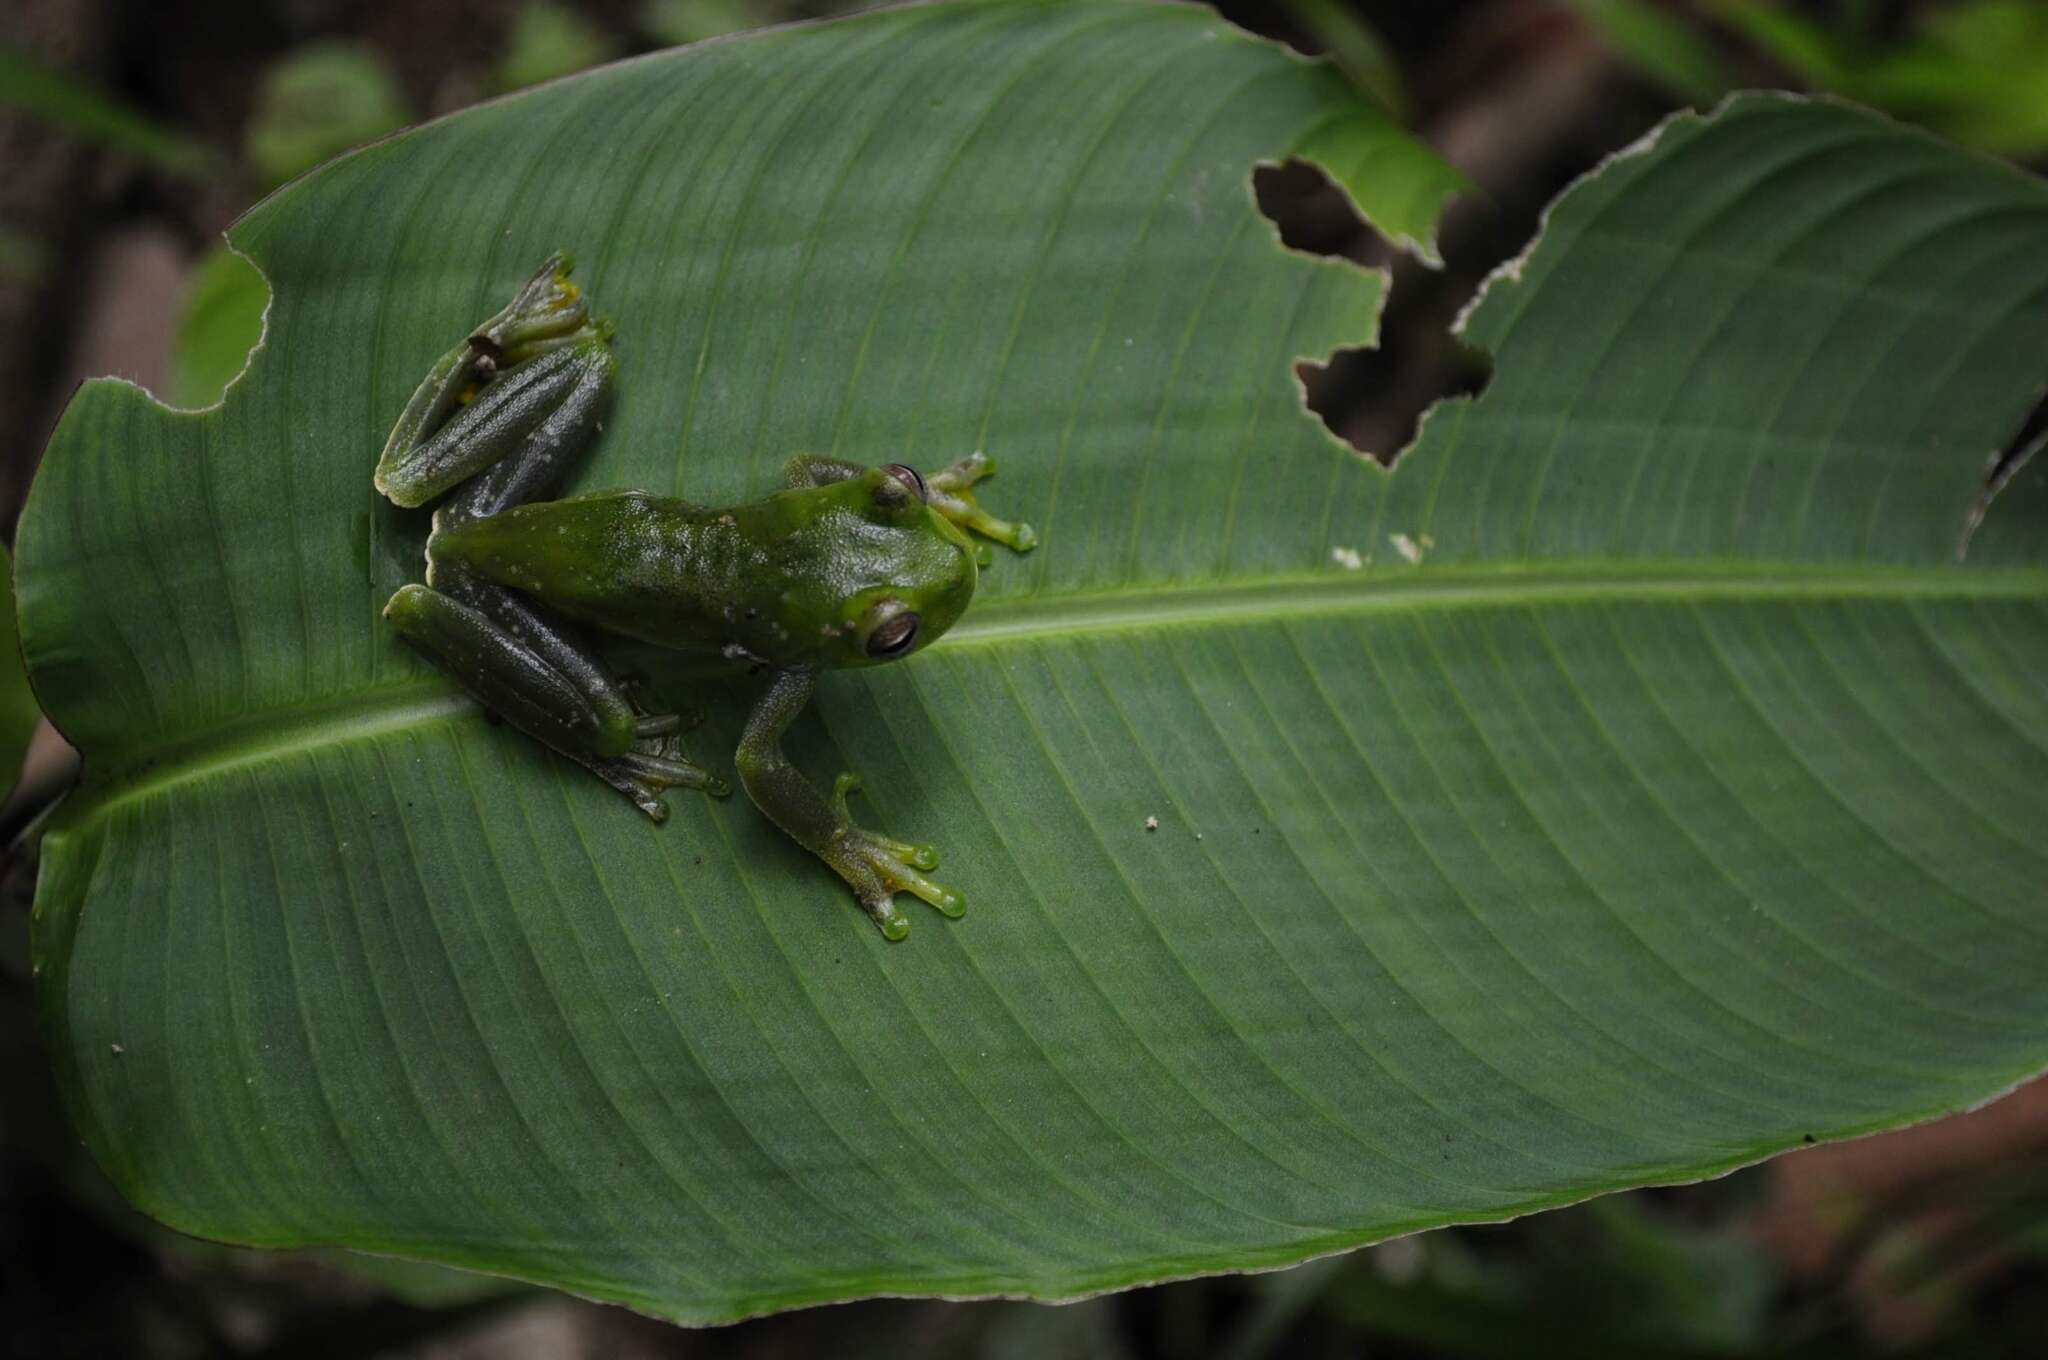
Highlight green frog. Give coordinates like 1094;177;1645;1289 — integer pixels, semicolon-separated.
373;254;1034;940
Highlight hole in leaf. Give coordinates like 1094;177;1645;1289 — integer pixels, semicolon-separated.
1296;292;1490;469
1254;160;1488;465
1253;158;1393;266
167;245;269;410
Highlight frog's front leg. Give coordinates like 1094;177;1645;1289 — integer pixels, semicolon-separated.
928;450;1037;553
736;668;962;941
782;450;1037;555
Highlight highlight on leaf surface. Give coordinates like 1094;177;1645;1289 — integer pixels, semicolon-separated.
18;0;2048;1326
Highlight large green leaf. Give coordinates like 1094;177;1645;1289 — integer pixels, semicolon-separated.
22;0;2048;1323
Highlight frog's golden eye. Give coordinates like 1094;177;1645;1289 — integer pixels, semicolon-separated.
866;610;921;659
882;463;928;503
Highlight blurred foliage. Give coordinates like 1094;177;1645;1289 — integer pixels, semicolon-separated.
1305;1198;1774;1359
1573;0;2048;157
1561;0;1743;102
0;227;50;285
492;0;624;93
642;0;773;47
1280;0;1406;115
243;40;413;186
1715;0;2048;155
0;42;224;179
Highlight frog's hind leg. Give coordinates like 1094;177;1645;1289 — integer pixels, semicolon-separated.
437;336;616;523
380;334;616;518
386;575;729;820
374;253;586;504
375;252;615;514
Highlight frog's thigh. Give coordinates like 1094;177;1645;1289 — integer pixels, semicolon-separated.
443;339;615;523
433;570;640;756
386;583;619;757
379;345;580;509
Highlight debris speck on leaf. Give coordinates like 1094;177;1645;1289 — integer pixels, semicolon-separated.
1145;815;1159;831
1330;545;1363;570
1390;532;1427;565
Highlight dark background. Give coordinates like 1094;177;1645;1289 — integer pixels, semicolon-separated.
4;2;2046;1355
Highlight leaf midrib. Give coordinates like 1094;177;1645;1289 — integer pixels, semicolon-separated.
53;560;2048;831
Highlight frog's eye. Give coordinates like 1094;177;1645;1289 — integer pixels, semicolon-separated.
866;610;921;659
882;463;929;503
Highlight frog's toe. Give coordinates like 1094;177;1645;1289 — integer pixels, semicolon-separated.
884;837;939;871
589;764;671;822
928;488;1036;555
932;449;997;488
621;750;731;798
865;843;962;917
969;511;1035;553
861;895;912;942
894;866;965;918
840;832;964;935
633;713;682;739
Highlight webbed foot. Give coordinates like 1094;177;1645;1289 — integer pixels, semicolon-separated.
589;718;731;819
827;775;963;941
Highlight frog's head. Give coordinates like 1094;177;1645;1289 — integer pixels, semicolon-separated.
790;464;979;670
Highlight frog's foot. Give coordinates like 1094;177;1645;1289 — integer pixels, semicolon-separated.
928;450;1037;553
827;773;961;941
585;744;731;822
545;700;730;818
625;718;733;800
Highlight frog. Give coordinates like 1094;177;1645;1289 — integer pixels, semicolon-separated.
371;253;1035;940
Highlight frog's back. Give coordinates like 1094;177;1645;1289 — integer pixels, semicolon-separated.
426;491;765;652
